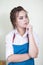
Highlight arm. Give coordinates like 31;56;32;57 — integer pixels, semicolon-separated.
6;35;31;63
29;32;39;58
7;54;31;62
26;24;39;58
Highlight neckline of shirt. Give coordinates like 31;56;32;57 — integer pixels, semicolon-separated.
13;29;28;38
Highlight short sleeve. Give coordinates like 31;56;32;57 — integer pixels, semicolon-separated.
33;32;39;48
5;34;13;59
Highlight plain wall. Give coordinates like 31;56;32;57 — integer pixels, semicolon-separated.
0;0;43;65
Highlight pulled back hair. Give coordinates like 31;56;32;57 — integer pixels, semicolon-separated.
10;6;27;29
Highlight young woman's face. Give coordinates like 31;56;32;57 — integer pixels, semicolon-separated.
16;10;29;29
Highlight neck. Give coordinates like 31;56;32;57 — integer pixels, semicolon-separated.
16;27;26;36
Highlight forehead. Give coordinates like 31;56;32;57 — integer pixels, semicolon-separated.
16;10;27;17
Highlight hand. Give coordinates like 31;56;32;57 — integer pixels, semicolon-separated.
26;23;33;35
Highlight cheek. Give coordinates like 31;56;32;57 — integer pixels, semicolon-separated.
16;20;23;27
19;21;23;26
18;19;23;24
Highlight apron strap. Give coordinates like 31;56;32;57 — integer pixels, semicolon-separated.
12;33;15;43
27;34;29;42
12;33;29;43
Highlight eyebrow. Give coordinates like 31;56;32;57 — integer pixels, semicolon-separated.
19;14;28;17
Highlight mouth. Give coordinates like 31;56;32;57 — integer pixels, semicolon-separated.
24;21;29;24
24;22;28;25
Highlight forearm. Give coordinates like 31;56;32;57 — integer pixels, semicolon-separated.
7;54;31;62
29;32;39;58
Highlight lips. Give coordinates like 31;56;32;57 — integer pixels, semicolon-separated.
24;23;28;25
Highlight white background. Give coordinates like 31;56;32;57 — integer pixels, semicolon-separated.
0;0;43;65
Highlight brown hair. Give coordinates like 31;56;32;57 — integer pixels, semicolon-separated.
10;6;27;29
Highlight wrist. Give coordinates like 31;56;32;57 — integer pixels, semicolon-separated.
28;53;31;58
28;31;33;36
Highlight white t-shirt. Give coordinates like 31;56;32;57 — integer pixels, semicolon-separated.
5;29;39;59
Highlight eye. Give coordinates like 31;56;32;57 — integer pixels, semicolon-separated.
19;16;23;19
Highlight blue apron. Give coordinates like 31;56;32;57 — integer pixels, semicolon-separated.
8;43;34;65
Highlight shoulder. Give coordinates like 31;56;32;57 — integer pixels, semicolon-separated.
6;30;14;38
5;30;15;43
33;31;39;47
33;31;39;41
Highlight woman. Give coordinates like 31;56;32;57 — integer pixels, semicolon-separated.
6;6;39;65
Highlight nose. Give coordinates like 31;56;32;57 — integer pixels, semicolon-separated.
24;18;28;23
24;18;27;22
